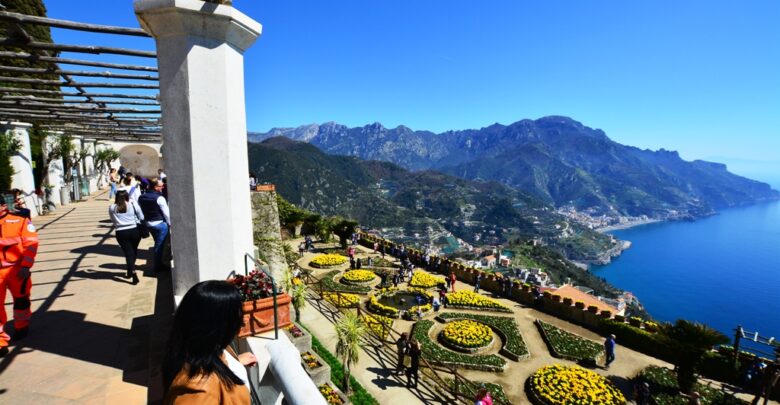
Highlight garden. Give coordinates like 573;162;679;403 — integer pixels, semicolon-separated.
445;290;513;312
527;364;626;405
311;253;348;268
438;312;530;360
323;292;360;308
440;319;494;351
412;319;507;372
408;270;446;289
320;270;371;294
340;269;376;285
367;287;433;319
635;366;747;405
536;320;603;362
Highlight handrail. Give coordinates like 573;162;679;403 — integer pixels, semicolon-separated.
244;252;279;340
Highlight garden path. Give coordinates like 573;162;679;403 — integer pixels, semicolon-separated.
294;238;775;404
0;190;172;404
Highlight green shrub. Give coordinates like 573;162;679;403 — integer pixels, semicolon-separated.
598;319;675;363
613;314;626;323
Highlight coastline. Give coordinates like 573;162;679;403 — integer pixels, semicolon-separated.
596;218;662;233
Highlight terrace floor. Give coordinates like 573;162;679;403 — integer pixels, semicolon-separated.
0;191;172;405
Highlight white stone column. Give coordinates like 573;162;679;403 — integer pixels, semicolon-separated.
1;122;37;217
136;0;262;298
70;135;82;201
83;139;98;194
45;133;64;207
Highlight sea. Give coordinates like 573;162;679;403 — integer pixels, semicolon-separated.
592;199;780;349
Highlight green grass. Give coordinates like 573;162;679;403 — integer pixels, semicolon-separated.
637;366;747;405
412;320;506;371
438;312;529;360
536;319;603;361
300;323;380;405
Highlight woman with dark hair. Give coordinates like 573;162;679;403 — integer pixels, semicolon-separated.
108;190;143;284
163;280;257;405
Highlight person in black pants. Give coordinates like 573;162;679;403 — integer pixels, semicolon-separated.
109;190;144;284
406;339;421;388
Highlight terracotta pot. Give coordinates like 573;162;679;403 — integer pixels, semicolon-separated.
239;293;292;337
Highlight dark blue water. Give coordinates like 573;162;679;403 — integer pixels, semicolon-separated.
592;200;780;342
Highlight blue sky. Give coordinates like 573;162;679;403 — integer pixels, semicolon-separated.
44;1;779;183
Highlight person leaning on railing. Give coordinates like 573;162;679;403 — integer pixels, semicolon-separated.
163;281;257;405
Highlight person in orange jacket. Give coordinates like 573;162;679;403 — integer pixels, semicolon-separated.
0;194;38;356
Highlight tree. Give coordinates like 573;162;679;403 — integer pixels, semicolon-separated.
95;148;120;187
664;320;729;393
314;216;335;243
0;131;22;191
291;282;306;322
332;217;359;248
334;312;366;394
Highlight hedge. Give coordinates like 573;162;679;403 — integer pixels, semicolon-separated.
437;312;529;360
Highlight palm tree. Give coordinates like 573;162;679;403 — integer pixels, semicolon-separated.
291;282;306;322
334;312;366;393
664;319;729;393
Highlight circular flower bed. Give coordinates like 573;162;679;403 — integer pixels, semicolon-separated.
439;319;493;352
528;364;626;405
340;269;376;285
367;287;433;319
409;270;445;289
310;254;348;268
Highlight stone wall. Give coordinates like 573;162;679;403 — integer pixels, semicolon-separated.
251;189;288;285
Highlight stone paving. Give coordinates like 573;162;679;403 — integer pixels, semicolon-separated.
0;191;172;405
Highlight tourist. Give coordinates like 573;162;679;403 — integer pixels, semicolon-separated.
118;165;127;181
475;386;493;405
449;272;457;292
163;281;256;405
249;172;257;190
298;242;305;258
393;272;399;288
474;272;483;293
349;256;355;269
416;306;423;320
118;175;141;203
604;334;616;369
108;190;143;284
356;257;362;269
373;242;378;253
406;339;421;388
0;194;38;353
432;296;440;312
504;277;513;298
158;168;167;180
347;245;355;259
305;235;313;251
439;288;447;308
108;168;119;199
445;274;451;291
394;332;409;373
634;381;651;405
351;232;357;246
752;363;780;405
380;243;386;258
10;189;30;218
139;180;171;272
135;175;150;194
367;256;373;266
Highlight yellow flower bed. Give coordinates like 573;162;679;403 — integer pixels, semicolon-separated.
409;270;445;289
446;290;512;312
342;270;376;283
310;254;347;267
368;295;400;317
441;319;493;348
529;364;626;405
322;292;360;308
361;313;394;339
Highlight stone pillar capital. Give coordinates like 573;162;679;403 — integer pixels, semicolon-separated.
135;0;262;52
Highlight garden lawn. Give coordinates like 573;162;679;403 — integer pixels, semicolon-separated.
412;320;506;372
438;312;529;360
536;319;603;361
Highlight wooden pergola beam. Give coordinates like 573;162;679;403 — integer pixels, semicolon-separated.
0;38;157;58
0;65;158;81
0;11;150;37
0;86;158;100
0;51;157;72
0;76;158;89
0;100;160;114
0;95;159;106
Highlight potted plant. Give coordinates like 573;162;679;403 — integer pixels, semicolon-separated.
229;270;292;337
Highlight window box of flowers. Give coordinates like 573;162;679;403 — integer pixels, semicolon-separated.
318;382;349;405
229;270;292;337
283;323;312;354
301;351;331;386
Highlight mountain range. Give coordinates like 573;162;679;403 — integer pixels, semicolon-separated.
248;137;619;262
250;117;779;219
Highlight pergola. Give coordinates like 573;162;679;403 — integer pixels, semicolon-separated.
0;9;161;141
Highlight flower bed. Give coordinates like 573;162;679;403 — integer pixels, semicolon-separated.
636;366;747;405
443;379;512;405
323;292;360;308
311;254;348;268
360;313;394;340
412;320;506;372
318;383;346;405
367;288;432;319
528;364;625;405
536;320;603;361
446;290;513;312
340;269;376;285
367;295;400;317
438;312;530;361
409;270;446;289
320;270;371;294
406;303;433;320
440;320;493;352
